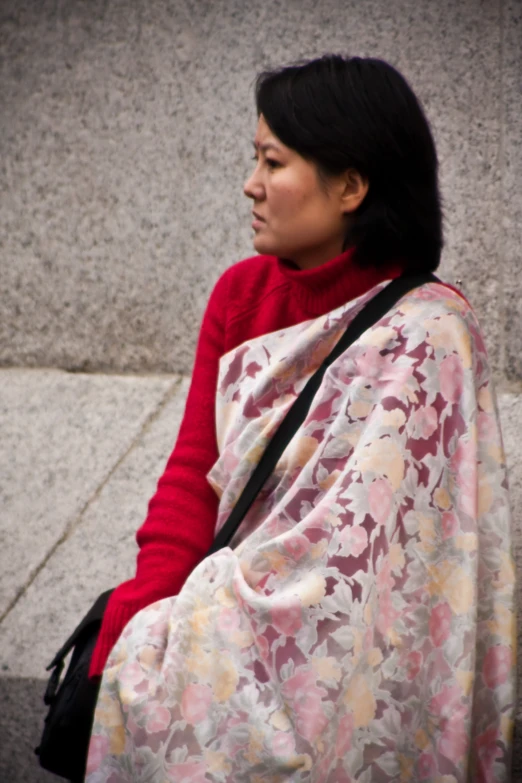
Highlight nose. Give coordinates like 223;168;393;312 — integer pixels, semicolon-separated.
243;164;264;201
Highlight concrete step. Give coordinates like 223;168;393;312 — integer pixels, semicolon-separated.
0;368;189;781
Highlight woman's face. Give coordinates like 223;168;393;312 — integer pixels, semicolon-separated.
244;115;359;270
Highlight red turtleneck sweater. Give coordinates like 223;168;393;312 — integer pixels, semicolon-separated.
89;248;403;677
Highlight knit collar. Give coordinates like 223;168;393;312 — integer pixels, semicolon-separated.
276;247;404;315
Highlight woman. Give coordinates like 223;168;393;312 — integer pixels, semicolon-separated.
86;56;515;782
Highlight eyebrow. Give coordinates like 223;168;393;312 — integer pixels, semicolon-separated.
253;141;282;153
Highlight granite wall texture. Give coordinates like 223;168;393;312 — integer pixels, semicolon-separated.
1;0;520;382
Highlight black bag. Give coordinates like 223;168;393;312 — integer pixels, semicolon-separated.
35;589;113;781
36;271;437;781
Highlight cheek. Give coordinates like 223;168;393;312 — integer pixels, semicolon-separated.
270;183;312;218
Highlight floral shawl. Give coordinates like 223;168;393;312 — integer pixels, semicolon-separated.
86;280;516;783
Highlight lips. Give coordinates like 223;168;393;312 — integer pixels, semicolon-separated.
252;211;266;231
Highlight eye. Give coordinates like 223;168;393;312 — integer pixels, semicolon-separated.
250;154;280;169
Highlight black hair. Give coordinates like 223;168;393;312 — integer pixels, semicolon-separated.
255;55;443;271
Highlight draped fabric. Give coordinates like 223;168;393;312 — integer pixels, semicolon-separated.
86;280;515;783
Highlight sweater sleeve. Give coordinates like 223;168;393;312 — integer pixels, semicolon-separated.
89;271;229;678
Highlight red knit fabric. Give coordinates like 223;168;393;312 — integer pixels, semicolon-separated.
89;248;404;678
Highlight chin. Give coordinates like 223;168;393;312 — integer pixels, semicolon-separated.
253;234;281;257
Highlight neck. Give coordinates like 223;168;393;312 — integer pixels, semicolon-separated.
276;246;406;315
286;241;345;270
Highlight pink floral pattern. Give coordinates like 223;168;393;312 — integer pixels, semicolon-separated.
87;281;515;782
180;684;213;725
429;601;453;647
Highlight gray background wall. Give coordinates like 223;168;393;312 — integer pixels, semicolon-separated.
1;0;521;780
1;0;521;383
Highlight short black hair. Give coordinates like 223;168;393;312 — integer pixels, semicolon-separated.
255;55;443;272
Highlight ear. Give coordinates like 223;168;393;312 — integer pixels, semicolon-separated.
340;169;369;214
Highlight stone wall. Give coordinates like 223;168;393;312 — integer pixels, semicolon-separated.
1;0;520;382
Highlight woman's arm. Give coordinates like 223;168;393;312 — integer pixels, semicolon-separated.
89;271;229;678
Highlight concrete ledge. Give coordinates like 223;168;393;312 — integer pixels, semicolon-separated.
0;371;190;781
0;376;190;679
0;369;180;621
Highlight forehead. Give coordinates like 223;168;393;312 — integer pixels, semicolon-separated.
254;115;284;150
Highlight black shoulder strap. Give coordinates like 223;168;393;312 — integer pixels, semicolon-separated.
46;589;114;670
208;271;439;555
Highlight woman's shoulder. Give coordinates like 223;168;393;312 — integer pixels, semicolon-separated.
396;279;487;357
403;279;474;318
